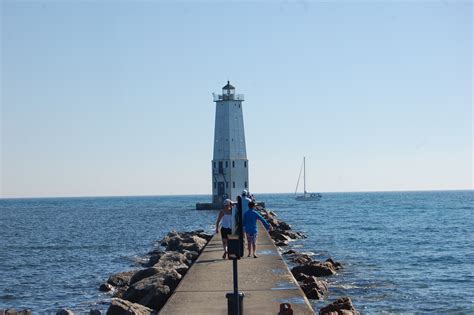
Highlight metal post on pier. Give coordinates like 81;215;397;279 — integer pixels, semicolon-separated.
226;195;244;315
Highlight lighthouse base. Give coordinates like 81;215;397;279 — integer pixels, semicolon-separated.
195;201;266;211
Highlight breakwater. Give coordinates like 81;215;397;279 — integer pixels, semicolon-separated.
97;205;359;314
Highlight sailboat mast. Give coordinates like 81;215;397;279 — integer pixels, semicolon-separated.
303;156;306;195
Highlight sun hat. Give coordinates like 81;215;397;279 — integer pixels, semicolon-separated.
241;189;248;196
223;199;233;206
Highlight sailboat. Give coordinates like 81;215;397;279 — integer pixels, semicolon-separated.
294;156;322;201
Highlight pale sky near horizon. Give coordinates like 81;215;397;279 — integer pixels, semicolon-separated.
1;0;472;198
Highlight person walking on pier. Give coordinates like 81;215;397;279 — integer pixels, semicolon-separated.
215;199;234;259
243;201;271;258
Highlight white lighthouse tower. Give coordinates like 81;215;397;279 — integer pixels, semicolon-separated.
212;81;249;204
196;81;249;210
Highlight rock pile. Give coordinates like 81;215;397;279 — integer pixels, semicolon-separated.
259;207;359;315
101;229;212;315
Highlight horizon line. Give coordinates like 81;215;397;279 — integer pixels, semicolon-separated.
1;188;472;200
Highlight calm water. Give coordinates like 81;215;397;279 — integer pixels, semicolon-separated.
1;191;473;314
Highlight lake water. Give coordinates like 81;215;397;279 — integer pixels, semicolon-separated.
1;191;473;314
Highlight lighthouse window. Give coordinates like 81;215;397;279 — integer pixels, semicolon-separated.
245;181;247;188
233;181;235;188
213;162;216;168
214;181;217;189
244;161;247;168
232;161;235;168
225;161;228;168
226;182;229;188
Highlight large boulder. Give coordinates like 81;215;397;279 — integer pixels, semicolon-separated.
107;270;136;287
276;220;292;231
3;310;32;315
130;267;162;285
56;310;73;315
291;261;336;277
162;233;207;253
274;240;289;247
122;269;181;310
99;283;114;292
290;253;313;265
142;249;165;267
107;298;156;315
270;230;292;242
153;251;189;268
180;235;208;253
325;258;343;270
319;297;359;315
301;276;328;300
281;230;307;239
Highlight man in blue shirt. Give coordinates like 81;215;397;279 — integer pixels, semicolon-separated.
243;201;271;258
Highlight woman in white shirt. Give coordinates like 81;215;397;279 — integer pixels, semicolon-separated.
215;199;234;259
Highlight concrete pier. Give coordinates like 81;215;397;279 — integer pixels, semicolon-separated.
160;224;315;315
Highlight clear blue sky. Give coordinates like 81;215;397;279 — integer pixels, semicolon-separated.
1;1;472;198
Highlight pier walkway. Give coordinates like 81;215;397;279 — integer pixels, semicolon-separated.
160;224;315;315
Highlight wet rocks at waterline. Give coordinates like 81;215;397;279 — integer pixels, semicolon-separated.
101;230;212;314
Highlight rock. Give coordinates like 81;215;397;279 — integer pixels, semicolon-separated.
274;240;289;246
56;310;73;315
147;248;164;256
122;269;181;310
270;230;292;242
113;286;129;299
281;230;307;239
130;267;162;285
293;272;313;282
3;310;32;315
160;230;180;247
160;230;210;248
153;251;189;268
99;283;114;292
325;258;343;270
89;310;101;315
301;276;328;300
277;220;292;231
183;250;199;262
291;261;336;277
162;233;207;253
179;235;207;253
108;270;136;287
282;249;297;255
107;298;156;315
194;230;213;241
143;253;163;267
173;263;190;276
319;297;359;315
164;235;184;251
291;253;313;265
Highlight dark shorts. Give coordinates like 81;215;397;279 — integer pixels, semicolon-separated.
221;227;232;239
246;233;257;244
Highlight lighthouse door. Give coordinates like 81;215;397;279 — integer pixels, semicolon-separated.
218;182;225;196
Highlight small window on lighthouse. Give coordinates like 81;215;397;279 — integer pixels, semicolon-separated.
213;162;216;168
233;182;235;188
226;182;229;188
214;181;217;189
244;161;247;168
245;181;248;188
232;161;235;168
225;161;228;168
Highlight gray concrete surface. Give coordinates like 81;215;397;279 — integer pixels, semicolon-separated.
160;224;315;315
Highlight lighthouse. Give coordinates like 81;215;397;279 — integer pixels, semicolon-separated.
196;81;249;210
